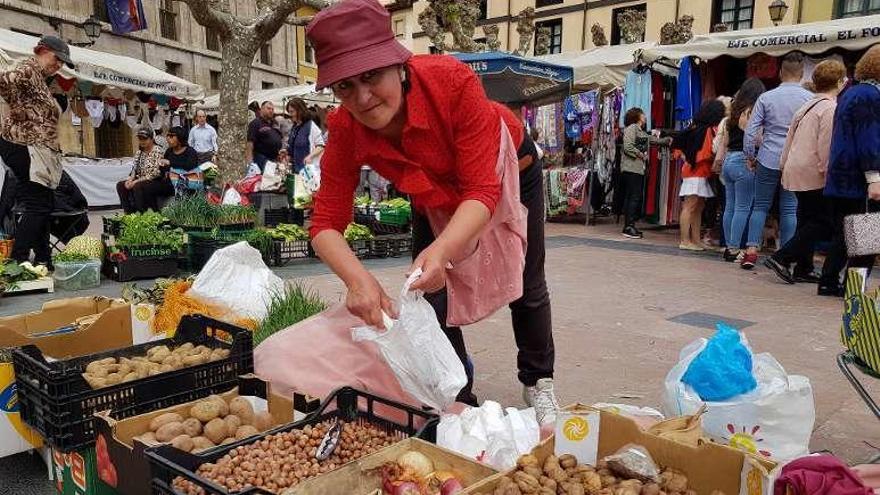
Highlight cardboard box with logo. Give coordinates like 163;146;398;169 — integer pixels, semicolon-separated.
0;297;132;460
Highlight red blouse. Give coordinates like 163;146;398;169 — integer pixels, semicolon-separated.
310;55;523;238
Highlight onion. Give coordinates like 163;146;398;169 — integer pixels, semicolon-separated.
396;451;434;478
391;481;421;495
440;477;464;495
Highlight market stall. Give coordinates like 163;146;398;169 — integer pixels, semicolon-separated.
194;84;337;115
453;51;574;106
540;41;656;91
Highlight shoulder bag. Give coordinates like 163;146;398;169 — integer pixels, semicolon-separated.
844;80;880;257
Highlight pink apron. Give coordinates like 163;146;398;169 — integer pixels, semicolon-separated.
425;120;528;326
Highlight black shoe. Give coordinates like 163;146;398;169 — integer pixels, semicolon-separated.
722;248;738;262
763;258;795;284
817;285;845;297
622;226;643;239
793;271;821;284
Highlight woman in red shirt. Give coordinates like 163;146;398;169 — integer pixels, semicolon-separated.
306;0;556;420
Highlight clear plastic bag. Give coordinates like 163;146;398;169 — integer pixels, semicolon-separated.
602;444;660;483
352;269;467;411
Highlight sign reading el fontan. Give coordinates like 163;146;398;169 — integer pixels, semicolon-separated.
728;26;880;50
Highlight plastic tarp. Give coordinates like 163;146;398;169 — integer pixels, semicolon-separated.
194;84;338;114
453;51;573;106
538;42;655;90
638;15;880;64
0;28;203;100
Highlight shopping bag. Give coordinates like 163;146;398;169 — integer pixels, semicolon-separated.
436;401;539;470
663;330;815;462
352;269;467;411
681;323;757;401
841;268;880;374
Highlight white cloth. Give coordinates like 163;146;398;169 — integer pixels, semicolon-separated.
84;99;104;128
679;177;715;198
63;156;134;206
188;123;218;154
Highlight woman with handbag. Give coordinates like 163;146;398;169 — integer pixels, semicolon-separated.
306;0;557;422
822;45;880;297
0;36;73;266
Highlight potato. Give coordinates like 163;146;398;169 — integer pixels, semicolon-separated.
203;418;228;444
159;363;174;373
253;411;273;431
85;361;106;373
147;345;170;356
182;354;207;366
191;436;216;452
641;483;661;495
206;395;229;416
177;342;195;353
209;348;230;362
229;397;254;425
84;375;107;389
194;345;210;354
150;413;184;432
105;373;123;385
191;401;222;423
118;362;132;376
170;434;194;452
182;417;203;437
224;414;242;432
122;372;139;383
234;425;259;440
136;431;158;444
559;454;578;469
220;437;237;445
155;421;185;442
149;350;170;363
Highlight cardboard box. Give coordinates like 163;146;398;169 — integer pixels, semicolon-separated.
0;297;132;459
289;437;498;495
466;408;777;495
95;375;298;495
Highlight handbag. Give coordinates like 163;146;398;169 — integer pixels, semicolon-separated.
840;268;880;375
845;81;880;257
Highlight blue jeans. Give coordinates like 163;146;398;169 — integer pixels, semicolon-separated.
747;163;797;248
721;152;755;250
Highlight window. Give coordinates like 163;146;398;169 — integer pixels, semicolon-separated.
712;0;754;30
303;36;315;65
535;18;563;54
535;0;563;7
611;4;647;45
165;61;182;77
159;0;178;41
259;43;272;65
262;81;275;90
205;28;220;52
838;0;880;17
93;0;109;23
209;70;221;91
393;19;405;38
479;0;488;19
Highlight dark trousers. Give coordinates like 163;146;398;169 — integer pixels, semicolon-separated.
117;179;172;213
821;197;879;287
0;137;53;264
195;151;214;165
412;163;554;405
772;189;832;275
621;171;644;227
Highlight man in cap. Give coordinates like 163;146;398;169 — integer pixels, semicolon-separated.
116;126;171;213
0;35;74;266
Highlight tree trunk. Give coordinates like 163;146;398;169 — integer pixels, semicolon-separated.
215;38;257;185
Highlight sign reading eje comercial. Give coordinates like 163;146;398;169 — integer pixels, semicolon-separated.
728;26;880;49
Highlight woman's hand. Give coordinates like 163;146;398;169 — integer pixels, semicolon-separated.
409;241;452;293
346;273;396;329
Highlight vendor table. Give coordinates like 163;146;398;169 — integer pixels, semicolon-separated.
63;156;133;207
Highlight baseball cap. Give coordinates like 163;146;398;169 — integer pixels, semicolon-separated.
38;35;74;69
136;126;154;139
306;0;412;90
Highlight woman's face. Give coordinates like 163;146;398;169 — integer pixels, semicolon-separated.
287;105;299;121
166;134;179;148
638;113;647;127
331;66;404;131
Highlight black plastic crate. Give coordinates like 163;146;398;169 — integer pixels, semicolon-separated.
348;239;371;258
104;256;181;282
263;207;304;228
118;244;184;259
272;239;312;266
369;234;413;258
13;315;254;452
102;216;122;237
147;387;439;495
353;204;379;226
372;221;410;235
187;230;271;271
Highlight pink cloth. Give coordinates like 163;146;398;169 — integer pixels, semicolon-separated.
780;96;836;192
425;119;527;327
775;455;873;495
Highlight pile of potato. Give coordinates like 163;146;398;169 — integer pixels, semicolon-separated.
171;419;403;495
82;343;230;389
136;395;274;454
485;452;723;495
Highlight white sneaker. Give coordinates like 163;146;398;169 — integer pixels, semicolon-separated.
523;378;559;425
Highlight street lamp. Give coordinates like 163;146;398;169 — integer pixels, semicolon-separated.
69;15;102;47
768;0;789;26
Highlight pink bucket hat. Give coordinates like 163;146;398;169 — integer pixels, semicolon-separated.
306;0;412;90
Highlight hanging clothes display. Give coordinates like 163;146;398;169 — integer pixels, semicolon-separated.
84;99;105;128
563;97;581;139
675;56;702;128
619;68;653;130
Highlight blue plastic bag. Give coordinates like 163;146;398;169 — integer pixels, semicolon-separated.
681;323;757;401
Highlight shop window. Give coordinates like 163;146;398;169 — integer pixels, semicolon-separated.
262;81;274;90
205;28;221;52
536;0;563;7
165;61;181;77
93;0;109;23
394;18;405;38
712;0;754;30
479;0;488;19
837;0;880;17
611;4;647;45
95;123;132;159
159;0;179;41
260;44;272;65
209;70;221;90
303;36;315;64
535;18;563;55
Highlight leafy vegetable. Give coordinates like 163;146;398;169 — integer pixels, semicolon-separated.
244;229;274;258
293;193;312;210
268;223;309;241
162;195;256;228
122;277;193;306
344;223;373;241
116;211;184;251
1;260;41;285
354;195;372;207
378;198;411;210
53;252;93;263
253;284;327;346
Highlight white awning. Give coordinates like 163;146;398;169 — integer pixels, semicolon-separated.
195;84;337;114
0;28;203;100
638;15;880;64
537;42;655;90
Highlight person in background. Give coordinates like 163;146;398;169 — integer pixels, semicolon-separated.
116;126;171;213
720;78;766;263
162;126;198;173
188;109;218;165
821;45;880;296
620;107;671;239
675;100;726;251
0;35;73;266
286;98;325;174
742;52;814;270
246;101;283;171
764;60;847;286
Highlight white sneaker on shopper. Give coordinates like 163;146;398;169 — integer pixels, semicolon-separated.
523;378;559;425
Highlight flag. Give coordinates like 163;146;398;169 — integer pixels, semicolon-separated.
106;0;148;35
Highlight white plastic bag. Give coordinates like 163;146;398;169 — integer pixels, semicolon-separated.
189;242;284;321
663;335;815;462
222;187;242;205
260;161;282;192
352;269;466;411
437;401;539;470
